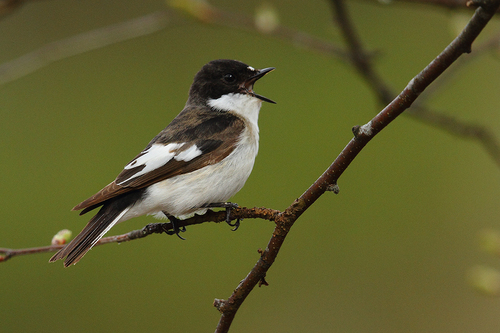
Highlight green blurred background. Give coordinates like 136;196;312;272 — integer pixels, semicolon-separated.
2;0;500;332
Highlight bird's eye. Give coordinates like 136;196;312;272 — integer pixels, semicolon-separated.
223;73;236;84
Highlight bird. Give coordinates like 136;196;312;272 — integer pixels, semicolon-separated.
49;59;275;267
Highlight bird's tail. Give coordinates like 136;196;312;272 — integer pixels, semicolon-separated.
49;205;130;267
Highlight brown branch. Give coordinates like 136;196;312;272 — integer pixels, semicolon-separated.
213;0;500;331
0;207;280;263
0;244;64;262
330;0;394;104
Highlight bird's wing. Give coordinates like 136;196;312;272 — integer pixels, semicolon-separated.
73;110;245;214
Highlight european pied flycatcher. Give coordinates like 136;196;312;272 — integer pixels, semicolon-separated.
50;59;275;266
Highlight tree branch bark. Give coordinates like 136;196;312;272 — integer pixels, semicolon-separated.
0;207;280;262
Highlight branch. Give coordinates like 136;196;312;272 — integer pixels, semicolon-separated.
0;11;173;86
330;0;394;104
168;0;349;60
407;106;500;167
213;0;500;331
0;244;63;262
0;207;280;263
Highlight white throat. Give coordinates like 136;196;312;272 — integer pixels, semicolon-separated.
207;93;262;129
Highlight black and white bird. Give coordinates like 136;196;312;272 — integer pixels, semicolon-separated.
50;59;275;267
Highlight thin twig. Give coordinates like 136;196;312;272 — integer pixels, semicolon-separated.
0;5;348;86
0;11;172;86
0;207;280;263
0;245;63;262
330;0;393;103
407;106;500;167
170;1;350;61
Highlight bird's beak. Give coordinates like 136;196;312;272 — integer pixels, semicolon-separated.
241;67;276;104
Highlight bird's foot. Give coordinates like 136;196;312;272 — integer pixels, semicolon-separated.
203;202;241;231
162;211;186;240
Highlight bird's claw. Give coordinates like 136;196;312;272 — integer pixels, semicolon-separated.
163;211;186;240
203;202;241;231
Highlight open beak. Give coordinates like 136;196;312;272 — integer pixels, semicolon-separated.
241;67;276;104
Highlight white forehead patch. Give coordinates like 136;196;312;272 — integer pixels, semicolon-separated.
247;66;255;71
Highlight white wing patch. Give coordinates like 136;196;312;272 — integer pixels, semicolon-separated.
117;142;201;185
174;144;202;162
